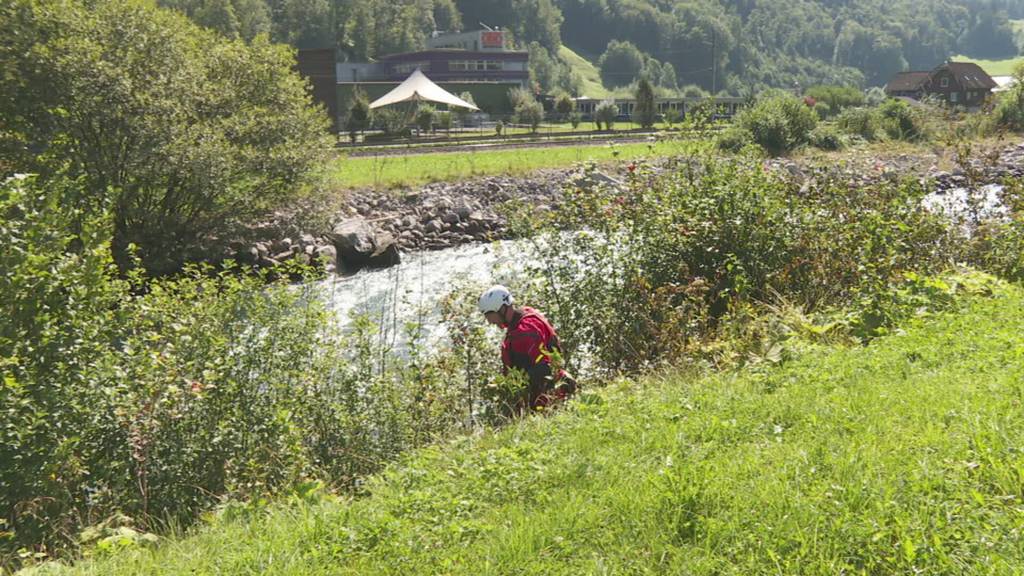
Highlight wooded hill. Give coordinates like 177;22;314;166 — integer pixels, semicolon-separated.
160;0;1023;94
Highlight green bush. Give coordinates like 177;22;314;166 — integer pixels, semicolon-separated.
345;90;371;143
372;108;408;135
514;99;544;133
716;125;755;152
879;99;925;141
517;153;959;373
595;101;618;131
993;63;1024;131
804;85;865;114
734;94;818;155
415;104;436;134
0;175;484;567
836;106;883;141
809;124;846;150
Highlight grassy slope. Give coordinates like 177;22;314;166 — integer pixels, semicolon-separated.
558;45;609;99
59;286;1024;575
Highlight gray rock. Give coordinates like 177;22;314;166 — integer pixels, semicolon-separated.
314;244;337;268
328;218;376;258
424;219;445;234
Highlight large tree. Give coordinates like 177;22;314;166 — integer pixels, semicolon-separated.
1;0;332;274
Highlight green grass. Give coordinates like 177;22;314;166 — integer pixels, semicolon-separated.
558;45;609;99
331;138;704;189
951;54;1024;76
55;285;1024;574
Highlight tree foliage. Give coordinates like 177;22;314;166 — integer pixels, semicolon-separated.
1;0;331;274
634;78;657;128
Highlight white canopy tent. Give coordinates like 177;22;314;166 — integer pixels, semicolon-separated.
369;69;480;110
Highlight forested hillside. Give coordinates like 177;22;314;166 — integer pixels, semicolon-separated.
161;0;1022;93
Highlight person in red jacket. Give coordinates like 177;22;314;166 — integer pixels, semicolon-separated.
478;285;577;411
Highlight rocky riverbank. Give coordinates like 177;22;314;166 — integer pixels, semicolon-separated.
236;140;1024;275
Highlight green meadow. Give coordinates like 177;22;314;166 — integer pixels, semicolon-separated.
330;138;706;189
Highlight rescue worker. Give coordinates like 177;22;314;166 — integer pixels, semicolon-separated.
478;285;577;411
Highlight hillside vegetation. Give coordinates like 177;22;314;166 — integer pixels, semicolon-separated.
56;283;1024;574
160;0;1024;93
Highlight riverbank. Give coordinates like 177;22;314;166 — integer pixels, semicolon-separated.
236;137;1024;275
55;282;1024;574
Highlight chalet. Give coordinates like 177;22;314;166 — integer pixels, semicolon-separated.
885;61;997;107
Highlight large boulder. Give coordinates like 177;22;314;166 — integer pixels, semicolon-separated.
327;217;401;273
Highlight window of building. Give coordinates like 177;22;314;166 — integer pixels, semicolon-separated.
394;62;429;74
450;60;503;72
950;91;959;103
940;77;949;88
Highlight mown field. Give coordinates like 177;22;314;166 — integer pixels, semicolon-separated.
951;54;1024;76
55;285;1024;575
330;138;707;189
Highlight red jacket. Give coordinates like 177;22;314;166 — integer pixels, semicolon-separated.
501;306;567;397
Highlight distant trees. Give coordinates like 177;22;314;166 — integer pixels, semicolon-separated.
159;0;1024;94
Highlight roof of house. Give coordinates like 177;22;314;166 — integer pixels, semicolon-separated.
885;71;930;92
937;62;998;90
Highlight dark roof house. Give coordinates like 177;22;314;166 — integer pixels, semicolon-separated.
885;61;997;107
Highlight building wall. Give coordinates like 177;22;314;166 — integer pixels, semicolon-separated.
296;49;338;130
378;50;529;86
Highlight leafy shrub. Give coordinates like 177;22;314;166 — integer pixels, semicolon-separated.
595;101;618;130
415;104;436;134
664;108;682;127
554;93;574;120
514;99;544;133
436;111;453;130
734;94;818;155
373;108;408;135
716;125;755;152
0;175;481;566
809;125;846;150
345;90;371;143
517;153;959;373
804;85;865;114
836;106;883;141
812;101;833;120
879;99;925;141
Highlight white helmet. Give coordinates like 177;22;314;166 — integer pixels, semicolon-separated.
478;285;513;314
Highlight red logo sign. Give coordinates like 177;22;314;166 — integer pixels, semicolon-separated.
482;31;503;48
